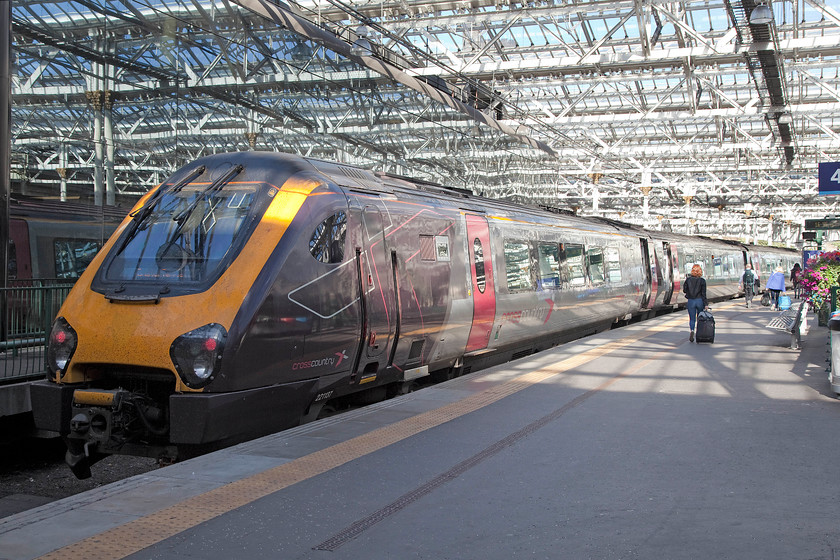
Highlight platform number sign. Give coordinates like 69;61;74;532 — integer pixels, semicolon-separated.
818;162;840;195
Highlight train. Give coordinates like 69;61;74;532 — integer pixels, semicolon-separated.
27;152;799;478
2;197;125;356
7;197;125;284
0;199;125;443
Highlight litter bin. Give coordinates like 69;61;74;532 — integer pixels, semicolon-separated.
829;311;840;396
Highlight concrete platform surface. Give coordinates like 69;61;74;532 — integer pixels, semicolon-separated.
2;302;839;560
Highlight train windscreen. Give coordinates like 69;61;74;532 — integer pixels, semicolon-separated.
101;182;267;285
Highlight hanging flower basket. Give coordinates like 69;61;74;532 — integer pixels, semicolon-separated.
801;251;840;319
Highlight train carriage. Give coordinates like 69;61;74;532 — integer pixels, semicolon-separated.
746;244;799;288
28;151;796;478
7;198;124;283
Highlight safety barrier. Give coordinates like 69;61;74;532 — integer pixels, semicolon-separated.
1;283;73;383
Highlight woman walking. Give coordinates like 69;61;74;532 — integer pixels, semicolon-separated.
766;266;786;310
791;263;802;298
683;264;708;342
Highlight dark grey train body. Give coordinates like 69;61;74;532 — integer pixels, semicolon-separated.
29;151;798;477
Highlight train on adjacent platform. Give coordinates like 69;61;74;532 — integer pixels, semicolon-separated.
7;197;125;284
28;152;798;478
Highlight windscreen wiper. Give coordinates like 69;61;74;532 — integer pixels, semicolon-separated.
119;165;207;250
172;164;244;225
155;164;246;270
130;165;206;224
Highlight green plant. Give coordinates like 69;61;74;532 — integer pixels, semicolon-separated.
801;251;840;310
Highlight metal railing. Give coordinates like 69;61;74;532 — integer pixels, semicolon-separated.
1;283;74;383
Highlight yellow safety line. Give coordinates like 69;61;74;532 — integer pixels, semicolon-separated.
38;312;696;560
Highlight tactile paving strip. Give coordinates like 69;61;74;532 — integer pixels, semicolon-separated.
38;315;688;560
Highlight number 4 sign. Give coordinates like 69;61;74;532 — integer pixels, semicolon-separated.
819;162;840;195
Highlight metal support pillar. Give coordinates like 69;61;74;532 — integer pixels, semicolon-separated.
104;91;115;206
640;184;652;227
1;0;9;345
93;91;104;206
683;196;693;235
58;144;67;202
1;0;10;293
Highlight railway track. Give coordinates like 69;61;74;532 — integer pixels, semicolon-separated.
0;437;157;518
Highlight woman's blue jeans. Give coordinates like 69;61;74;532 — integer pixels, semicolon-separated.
686;298;704;331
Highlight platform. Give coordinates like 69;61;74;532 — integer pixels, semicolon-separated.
3;301;840;560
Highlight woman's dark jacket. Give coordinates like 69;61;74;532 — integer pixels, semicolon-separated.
683;276;708;307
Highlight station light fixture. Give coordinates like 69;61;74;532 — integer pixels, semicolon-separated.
750;1;773;25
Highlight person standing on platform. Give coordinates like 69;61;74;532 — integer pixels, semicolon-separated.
791;263;802;298
739;263;756;308
766;266;786;310
683;264;708;342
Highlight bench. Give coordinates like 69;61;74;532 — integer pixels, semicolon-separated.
766;301;808;349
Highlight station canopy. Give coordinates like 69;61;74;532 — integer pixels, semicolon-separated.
11;0;840;243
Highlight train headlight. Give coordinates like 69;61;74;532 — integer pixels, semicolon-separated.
47;317;77;379
170;323;227;389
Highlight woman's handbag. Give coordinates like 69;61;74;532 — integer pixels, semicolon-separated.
761;292;771;307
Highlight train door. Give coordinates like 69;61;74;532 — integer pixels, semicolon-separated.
667;242;681;303
8;218;31;280
662;242;675;304
465;214;496;352
639;238;652;308
354;204;397;376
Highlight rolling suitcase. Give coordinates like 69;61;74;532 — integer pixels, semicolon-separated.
695;310;715;343
778;294;791;310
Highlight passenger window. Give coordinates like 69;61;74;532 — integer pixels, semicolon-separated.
587;247;605;284
504;240;533;292
563;243;585;286
473;238;486;293
54;239;101;279
537;243;561;289
605;248;622;283
309;211;346;264
7;240;16;279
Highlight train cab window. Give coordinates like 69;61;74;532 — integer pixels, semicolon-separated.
7;240;16;280
586;247;605;284
473;238;486;293
504;240;533;292
605;248;622;283
309;211;347;264
537;243;561;289
99;182;266;287
713;257;723;278
563;243;586;287
54;239;101;279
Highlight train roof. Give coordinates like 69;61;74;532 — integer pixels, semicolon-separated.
297;152;799;250
742;243;799;255
169;152;800;252
10;196;128;223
